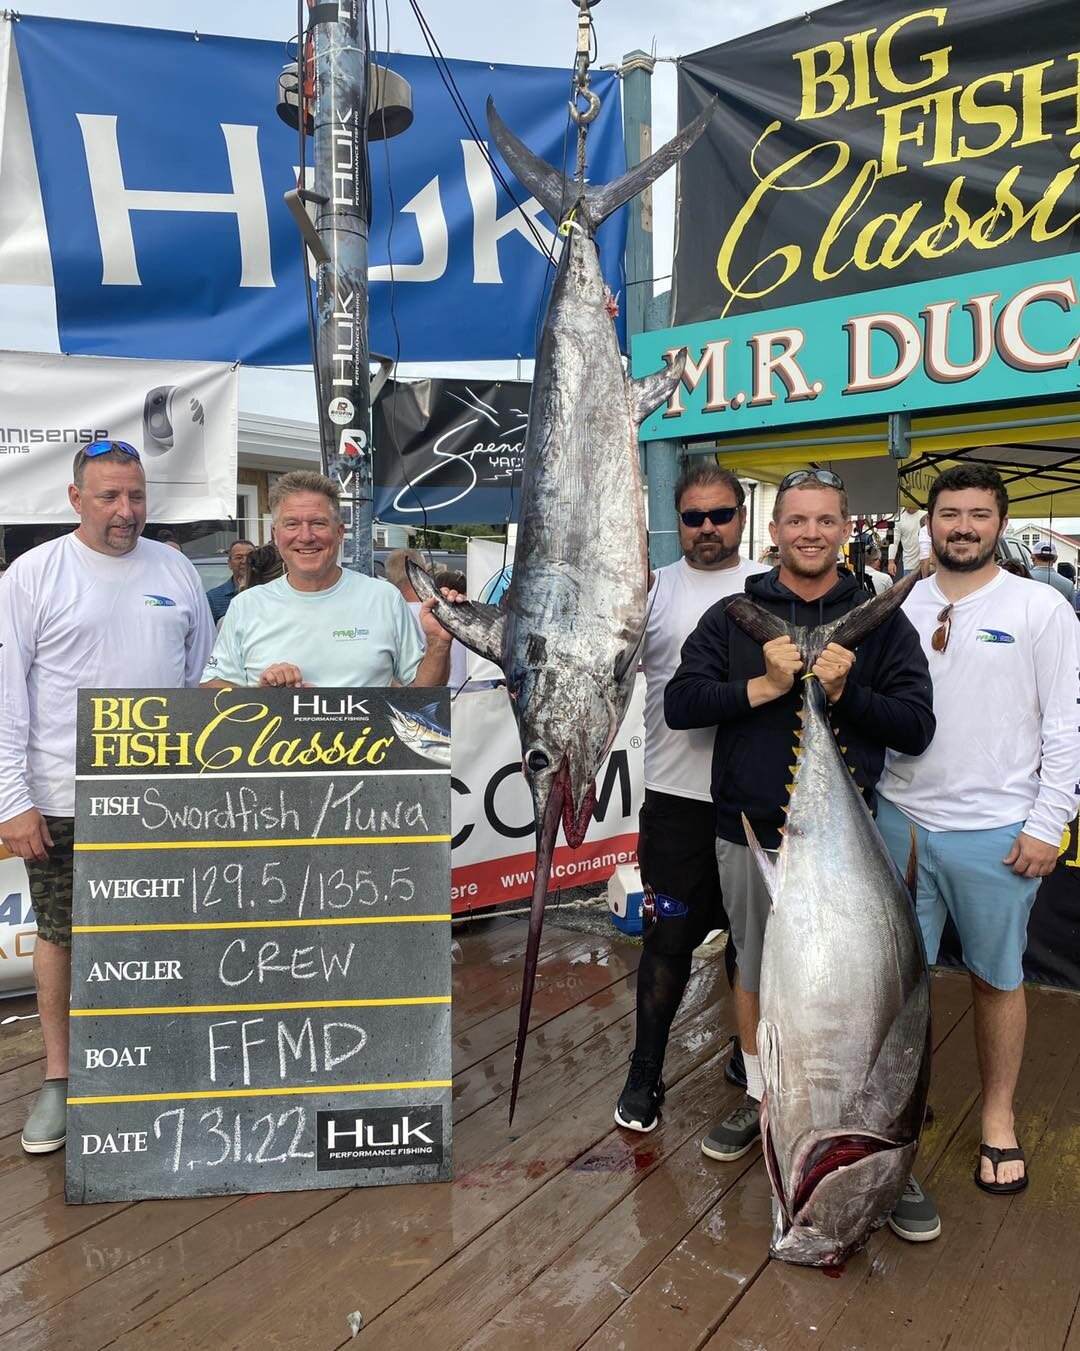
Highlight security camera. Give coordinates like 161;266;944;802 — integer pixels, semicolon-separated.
143;386;176;454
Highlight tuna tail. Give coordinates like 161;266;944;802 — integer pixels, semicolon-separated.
486;97;716;232
724;567;921;662
406;560;507;668
508;774;564;1124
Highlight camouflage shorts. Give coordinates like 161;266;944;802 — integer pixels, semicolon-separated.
24;816;75;949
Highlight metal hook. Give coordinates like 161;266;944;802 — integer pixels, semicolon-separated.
570;87;601;126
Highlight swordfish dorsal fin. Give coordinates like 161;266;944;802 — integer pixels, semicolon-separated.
486;97;716;232
405;559;507;669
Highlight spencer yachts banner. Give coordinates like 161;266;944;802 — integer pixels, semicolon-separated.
372;378;529;525
635;0;1080;441
0;351;237;522
5;15;626;365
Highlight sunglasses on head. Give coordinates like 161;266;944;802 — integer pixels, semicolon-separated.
82;439;141;462
680;507;739;527
777;469;845;492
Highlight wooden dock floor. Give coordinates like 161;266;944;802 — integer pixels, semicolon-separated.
2;916;1078;1350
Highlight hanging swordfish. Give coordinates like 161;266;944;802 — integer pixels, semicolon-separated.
726;571;931;1267
407;98;713;1120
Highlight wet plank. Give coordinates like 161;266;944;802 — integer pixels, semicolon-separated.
586;970;977;1351
699;982;1075;1351
92;958;733;1350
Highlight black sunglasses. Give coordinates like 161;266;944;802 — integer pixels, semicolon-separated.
82;439;142;462
680;507;739;527
777;469;844;492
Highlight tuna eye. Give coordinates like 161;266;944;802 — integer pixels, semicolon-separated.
526;749;550;772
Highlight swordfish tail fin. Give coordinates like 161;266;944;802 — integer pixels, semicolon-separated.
486;97;716;232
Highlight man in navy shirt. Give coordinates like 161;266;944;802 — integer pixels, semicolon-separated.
206;538;255;622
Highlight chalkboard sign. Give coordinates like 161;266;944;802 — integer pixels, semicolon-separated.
65;687;452;1203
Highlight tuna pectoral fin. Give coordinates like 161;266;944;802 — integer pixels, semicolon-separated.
741;813;779;902
828;567;921;649
629;349;688;427
859;980;931;1124
405;560;506;667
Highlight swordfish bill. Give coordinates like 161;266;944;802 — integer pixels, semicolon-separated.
725;569;931;1267
406;97;714;1121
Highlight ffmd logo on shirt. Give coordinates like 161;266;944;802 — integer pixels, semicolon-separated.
316;1105;443;1171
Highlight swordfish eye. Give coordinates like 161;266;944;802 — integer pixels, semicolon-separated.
526;749;550;773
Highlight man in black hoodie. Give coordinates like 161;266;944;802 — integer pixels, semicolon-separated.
665;470;939;1243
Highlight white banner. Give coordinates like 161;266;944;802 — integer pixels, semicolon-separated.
0;854;34;997
0;350;238;522
465;536;514;683
450;676;645;912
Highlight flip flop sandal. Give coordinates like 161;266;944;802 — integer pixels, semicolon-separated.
974;1143;1029;1195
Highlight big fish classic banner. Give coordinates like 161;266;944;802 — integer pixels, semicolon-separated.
635;0;1080;441
7;15;626;365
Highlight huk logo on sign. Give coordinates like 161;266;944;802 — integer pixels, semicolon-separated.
636;0;1080;441
316;1106;444;1171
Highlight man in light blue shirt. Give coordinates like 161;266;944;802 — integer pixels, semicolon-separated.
1030;542;1076;606
202;471;454;689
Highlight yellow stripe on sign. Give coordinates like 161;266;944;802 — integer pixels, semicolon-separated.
74;835;451;851
68;1079;453;1106
72;915;451;933
70;995;451;1017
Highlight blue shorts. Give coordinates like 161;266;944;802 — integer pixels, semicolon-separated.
875;796;1038;991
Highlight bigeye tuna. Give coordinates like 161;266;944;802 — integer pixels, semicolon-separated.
727;571;931;1268
407;96;713;1121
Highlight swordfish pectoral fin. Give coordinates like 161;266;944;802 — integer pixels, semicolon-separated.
405;559;507;669
628;348;688;427
741;812;779;904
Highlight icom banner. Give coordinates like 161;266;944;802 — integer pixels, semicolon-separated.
450;678;645;913
0;350;237;523
373;379;529;525
637;0;1080;440
66;686;452;1202
8;15;626;365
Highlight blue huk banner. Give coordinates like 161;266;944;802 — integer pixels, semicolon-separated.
12;16;626;365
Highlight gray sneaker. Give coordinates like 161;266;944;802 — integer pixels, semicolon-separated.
701;1095;761;1161
21;1078;67;1155
888;1175;941;1242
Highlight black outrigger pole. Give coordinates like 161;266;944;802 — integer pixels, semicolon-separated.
281;2;412;574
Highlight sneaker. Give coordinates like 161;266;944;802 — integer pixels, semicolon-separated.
21;1078;68;1155
614;1058;666;1133
724;1037;747;1090
888;1175;941;1242
701;1095;761;1161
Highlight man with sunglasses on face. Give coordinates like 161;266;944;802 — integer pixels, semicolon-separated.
0;441;214;1156
877;462;1080;1199
614;464;768;1133
666;468;940;1242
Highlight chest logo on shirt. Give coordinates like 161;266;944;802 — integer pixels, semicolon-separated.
143;594;177;607
976;629;1014;644
331;627;370;642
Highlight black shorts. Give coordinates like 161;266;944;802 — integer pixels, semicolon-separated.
639;789;728;956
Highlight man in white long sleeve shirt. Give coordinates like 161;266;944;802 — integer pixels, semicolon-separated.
0;441;213;1155
876;462;1080;1198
